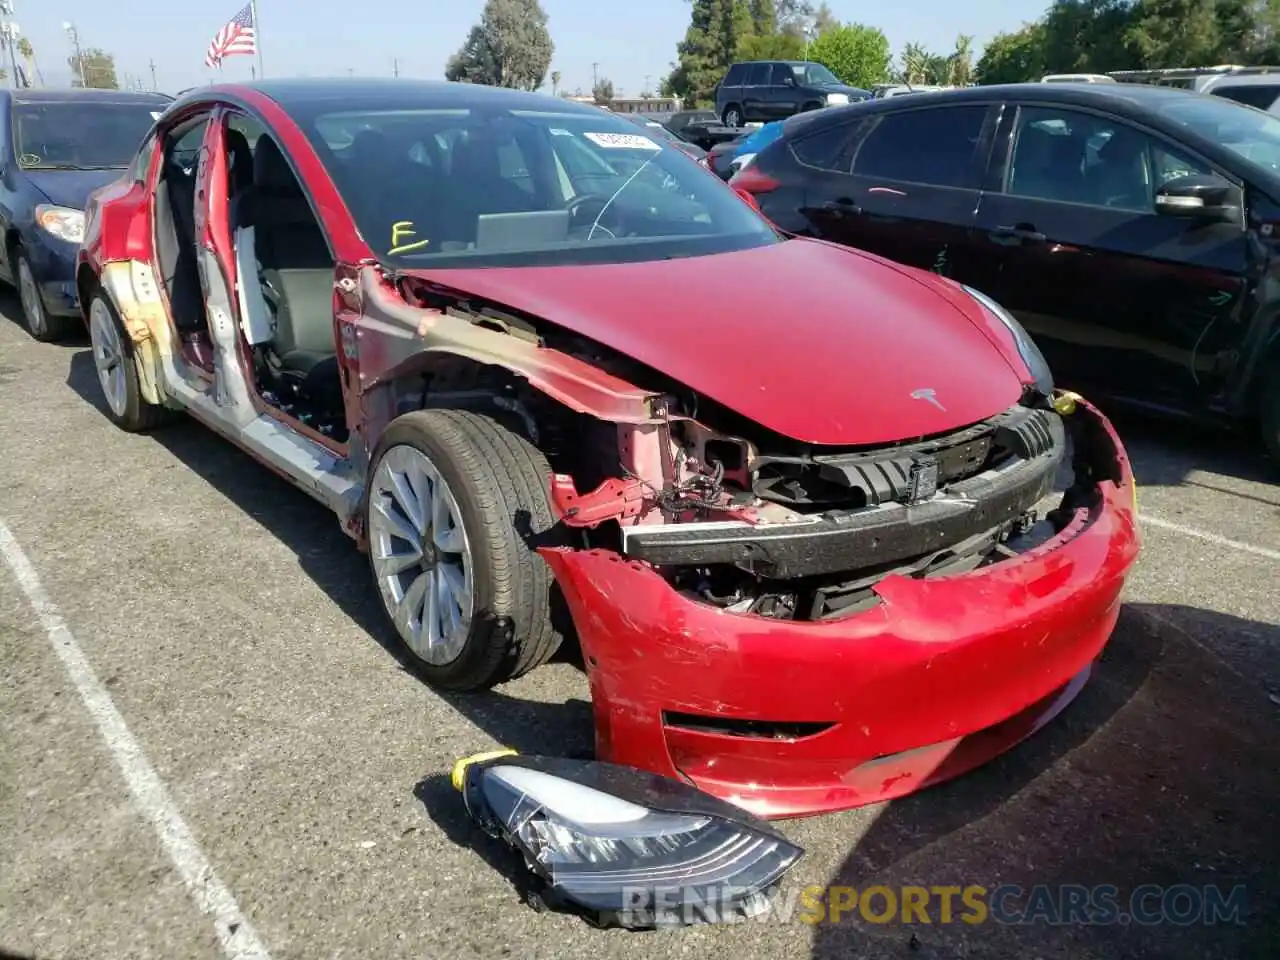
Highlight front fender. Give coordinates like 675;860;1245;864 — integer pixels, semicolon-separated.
96;259;177;408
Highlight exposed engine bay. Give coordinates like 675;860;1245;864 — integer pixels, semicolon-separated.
389;278;1090;623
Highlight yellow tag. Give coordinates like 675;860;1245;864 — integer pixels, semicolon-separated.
1052;390;1082;416
451;748;519;792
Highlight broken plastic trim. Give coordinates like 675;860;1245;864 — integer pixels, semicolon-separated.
454;752;804;929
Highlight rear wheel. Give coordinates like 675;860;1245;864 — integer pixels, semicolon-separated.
16;250;75;342
722;105;743;127
364;408;566;691
87;291;170;432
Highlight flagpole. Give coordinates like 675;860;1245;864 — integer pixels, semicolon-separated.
250;0;264;78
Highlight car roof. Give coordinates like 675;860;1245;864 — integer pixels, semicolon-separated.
1204;73;1280;87
10;88;173;105
179;77;611;119
792;81;1211;131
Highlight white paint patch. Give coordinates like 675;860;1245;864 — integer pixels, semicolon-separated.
584;131;661;150
1141;513;1280;562
0;521;272;960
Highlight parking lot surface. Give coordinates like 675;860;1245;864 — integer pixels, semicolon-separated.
1;295;1278;960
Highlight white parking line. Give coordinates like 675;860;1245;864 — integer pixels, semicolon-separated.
0;521;273;960
1141;513;1280;562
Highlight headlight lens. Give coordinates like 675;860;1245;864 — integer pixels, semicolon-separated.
457;754;804;928
35;205;86;244
824;93;849;106
962;284;1054;397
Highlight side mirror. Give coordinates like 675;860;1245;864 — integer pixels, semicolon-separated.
1155;174;1241;223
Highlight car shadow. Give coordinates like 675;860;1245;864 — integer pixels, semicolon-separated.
808;603;1280;960
1093;402;1276;491
63;348;598;762
0;288;88;346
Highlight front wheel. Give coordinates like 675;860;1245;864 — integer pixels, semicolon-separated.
722;105;743;128
87;291;171;432
16;250;75;342
364;408;566;691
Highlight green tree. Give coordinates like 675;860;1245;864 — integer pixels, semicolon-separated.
974;23;1047;83
807;23;892;88
748;0;777;35
736;30;806;60
445;0;554;90
668;0;750;106
593;76;615;104
949;34;975;85
550;69;561;94
69;48;118;89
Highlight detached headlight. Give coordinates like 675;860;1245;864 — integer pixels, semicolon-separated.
454;752;804;929
962;284;1054;398
35;205;86;244
824;92;849;106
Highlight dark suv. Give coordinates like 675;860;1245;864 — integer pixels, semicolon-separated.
714;60;869;128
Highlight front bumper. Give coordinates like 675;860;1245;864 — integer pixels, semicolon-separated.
24;229;80;317
540;397;1141;820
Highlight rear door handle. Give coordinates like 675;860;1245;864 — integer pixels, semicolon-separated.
990;224;1046;243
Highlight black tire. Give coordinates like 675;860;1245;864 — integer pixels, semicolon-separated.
1261;376;1280;464
86;290;171;432
366;408;567;691
722;104;743;127
15;249;76;343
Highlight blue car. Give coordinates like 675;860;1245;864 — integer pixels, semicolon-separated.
1;88;172;341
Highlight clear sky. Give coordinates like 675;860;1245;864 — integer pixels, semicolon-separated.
14;0;1050;97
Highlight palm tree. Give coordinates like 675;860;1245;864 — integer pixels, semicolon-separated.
16;36;38;86
950;34;974;87
551;70;561;96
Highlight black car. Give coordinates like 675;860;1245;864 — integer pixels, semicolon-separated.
714;60;869;128
621;113;708;161
1;88;172;341
732;83;1280;460
662;109;718;141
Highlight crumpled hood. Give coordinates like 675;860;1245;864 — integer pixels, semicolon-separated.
24;169;125;210
406;238;1027;446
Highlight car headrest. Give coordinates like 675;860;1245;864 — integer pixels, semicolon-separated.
253;135;300;193
225;128;254;194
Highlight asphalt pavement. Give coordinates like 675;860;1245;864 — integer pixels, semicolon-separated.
1;292;1277;960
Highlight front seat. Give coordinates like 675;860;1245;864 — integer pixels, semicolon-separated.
242;136;341;409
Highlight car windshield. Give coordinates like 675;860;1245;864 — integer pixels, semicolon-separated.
792;63;841;86
1157;95;1280;172
14;101;160;170
301;104;778;268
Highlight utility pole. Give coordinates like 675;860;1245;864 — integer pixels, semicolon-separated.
392;56;399;77
644;74;652;95
592;62;599;90
148;57;157;90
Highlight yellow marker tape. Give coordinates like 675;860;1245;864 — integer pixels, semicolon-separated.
388;220;430;256
451;747;519;792
1052;390;1082;416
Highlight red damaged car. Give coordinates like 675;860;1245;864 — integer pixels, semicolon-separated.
77;79;1140;818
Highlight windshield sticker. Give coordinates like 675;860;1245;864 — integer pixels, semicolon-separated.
584;132;661;151
388;220;430;256
549;128;573;136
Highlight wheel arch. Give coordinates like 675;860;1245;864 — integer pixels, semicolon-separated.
90;260;173;407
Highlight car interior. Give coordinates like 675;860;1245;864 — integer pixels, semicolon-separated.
225;125;346;442
153;119;208;337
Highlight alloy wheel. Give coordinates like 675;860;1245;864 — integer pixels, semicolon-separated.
88;297;128;418
368;444;475;666
16;257;48;339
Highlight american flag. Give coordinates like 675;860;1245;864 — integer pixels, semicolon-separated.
204;4;257;69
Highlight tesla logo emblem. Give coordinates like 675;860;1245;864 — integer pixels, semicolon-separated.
911;388;946;412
